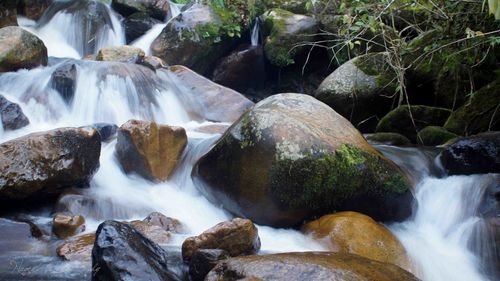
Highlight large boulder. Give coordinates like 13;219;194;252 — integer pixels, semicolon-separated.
0;95;29;130
124;12;161;43
18;0;53;20
52;213;86;239
0;26;48;72
0;0;17;28
194;94;413;227
315;53;396;132
163;65;254;123
303;212;411;272
96;46;145;64
376;105;452;142
112;0;170;21
91;220;182;281
182;218;260;262
116;120;187;181
205;252;419;281
439;132;500;175
0;127;101;202
262;9;319;67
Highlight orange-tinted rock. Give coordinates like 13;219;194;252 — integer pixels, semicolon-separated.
52;213;86;239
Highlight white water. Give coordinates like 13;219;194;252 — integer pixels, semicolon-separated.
251;18;260;46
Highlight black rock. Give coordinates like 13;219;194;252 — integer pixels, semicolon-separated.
51;62;77;104
0;95;29;130
189;249;230;281
89;123;118;142
439;132;500;175
91;220;182;281
124;12;161;44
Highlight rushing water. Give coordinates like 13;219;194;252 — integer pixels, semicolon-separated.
0;1;497;280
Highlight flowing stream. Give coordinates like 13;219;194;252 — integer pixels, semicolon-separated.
0;1;497;280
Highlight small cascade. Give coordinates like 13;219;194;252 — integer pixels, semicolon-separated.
251;17;261;46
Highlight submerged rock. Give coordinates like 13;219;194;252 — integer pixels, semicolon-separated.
303;212;411;272
112;0;170;21
52;213;86;239
205;252;419;281
0;26;48;72
195;94;413;227
91;220;181;281
116;119;187;181
182;218;260;262
96;46;145;64
439;132;500;175
164;65;254;123
0;95;30;130
0;127;101;202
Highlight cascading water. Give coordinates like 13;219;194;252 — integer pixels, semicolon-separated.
0;1;497;280
251;17;261;46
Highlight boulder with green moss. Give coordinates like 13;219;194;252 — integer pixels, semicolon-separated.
444;78;500;136
0;26;48;72
315;52;397;132
417;126;458;146
376;105;452;142
194;93;413;227
261;9;319;67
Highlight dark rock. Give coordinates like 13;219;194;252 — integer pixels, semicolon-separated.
17;0;53;20
0;94;29;130
116;119;187;181
365;132;411;146
195;94;413;227
0;127;101;202
112;0;170;21
91;220;182;281
0;0;17;28
477;174;500;218
124;12;161;43
205;252;419;281
212;45;266;93
376;105;452;142
439;132;500;175
52;213;86;239
89;123;118;142
182;218;260;262
51;62;77;104
417;126;458;146
0;26;48;72
163;65;254;123
189;249;230;281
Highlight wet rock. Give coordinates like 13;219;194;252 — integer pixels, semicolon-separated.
151;4;234;74
18;0;53;20
261;9;319;67
112;0;170;21
439;132;500;175
96;46;145;64
376;105;452;142
189;249;230;281
0;0;17;28
0;26;48;72
182;218;260;262
195;94;413;227
140;55;167;70
124;12;161;44
315;53;396;132
417;126;458;146
50;62;77;103
0;94;29;130
143;211;186;233
57;232;95;262
0;218;40;253
164;65;253;123
0;127;101;202
116;119;187;181
303;212;411;272
193;124;230;135
205;252;419;281
365;132;411;146
477;174;500;218
129;220;171;244
91;220;182;281
212;45;266;93
88;123;118;142
52;213;86;239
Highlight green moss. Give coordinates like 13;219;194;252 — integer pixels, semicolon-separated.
268;144;410;212
417;126;458;146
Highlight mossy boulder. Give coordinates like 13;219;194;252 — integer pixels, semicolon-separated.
303;212;411;272
205;252;419;281
0;26;48;72
376;105;452;142
365;132;411;146
261;9;319;67
444;78;500;136
194;94;413;227
417;126;458;146
315;53;397;132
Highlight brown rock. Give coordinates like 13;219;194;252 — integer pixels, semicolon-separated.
303;212;411;272
18;0;53;20
52;213;86;239
182;218;260;262
56;233;95;262
0;0;17;28
129;220;171;244
164;65;253;123
116;120;187;181
0;26;48;72
96;46;145;64
205;252;419;281
143;211;186;233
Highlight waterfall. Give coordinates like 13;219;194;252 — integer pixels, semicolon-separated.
251;17;261;46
